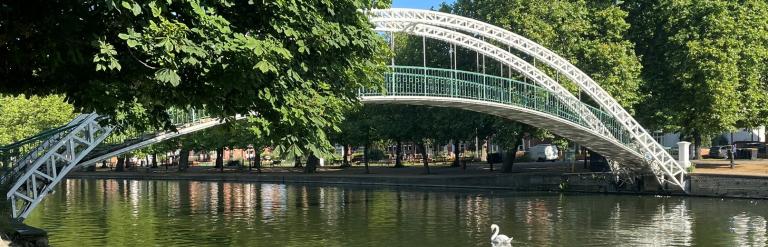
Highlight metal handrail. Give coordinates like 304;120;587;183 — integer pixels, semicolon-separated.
363;66;633;146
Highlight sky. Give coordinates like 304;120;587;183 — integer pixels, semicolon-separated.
391;0;454;10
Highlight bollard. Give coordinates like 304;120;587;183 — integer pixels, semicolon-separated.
677;141;691;169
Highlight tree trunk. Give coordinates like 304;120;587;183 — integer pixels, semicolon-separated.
151;153;158;168
394;140;405;168
248;151;253;171
419;142;430;174
487;136;493;171
124;156;132;169
255;155;262;173
694;131;703;160
502;138;522;173
501;148;515;173
115;156;126;172
304;153;318;173
178;148;190;172
294;156;303;168
502;132;528;173
452;141;461;167
364;138;370;174
215;147;224;172
341;144;351;168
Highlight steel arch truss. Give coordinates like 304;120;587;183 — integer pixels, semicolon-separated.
6;113;113;220
369;8;685;190
4;111;234;221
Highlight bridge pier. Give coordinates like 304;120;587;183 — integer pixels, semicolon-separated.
639;174;689;194
641;175;663;192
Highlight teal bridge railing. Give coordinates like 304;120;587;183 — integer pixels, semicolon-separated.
361;66;633;146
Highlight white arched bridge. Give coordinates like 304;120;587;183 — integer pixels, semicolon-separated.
0;9;686;221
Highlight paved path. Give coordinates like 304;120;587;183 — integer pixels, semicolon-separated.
74;160;594;178
694;159;768;177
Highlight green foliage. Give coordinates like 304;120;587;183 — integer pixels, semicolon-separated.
353;105;492;148
1;0;391;154
0;95;76;145
626;0;768;140
448;0;643;111
330;107;376;151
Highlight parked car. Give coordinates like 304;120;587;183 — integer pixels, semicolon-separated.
708;146;731;159
529;144;558;162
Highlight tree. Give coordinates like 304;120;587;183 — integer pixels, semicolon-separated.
626;0;768;157
430;108;489;168
178;121;242;172
365;105;414;168
331;107;375;169
447;0;643;110
0;95;75;145
1;0;391;156
346;104;494;173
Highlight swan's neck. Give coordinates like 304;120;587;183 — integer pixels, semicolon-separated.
491;226;499;240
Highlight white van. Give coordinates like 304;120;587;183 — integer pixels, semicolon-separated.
529;144;559;162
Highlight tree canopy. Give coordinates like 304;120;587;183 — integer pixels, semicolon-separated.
1;0;391;152
626;0;768;144
0;95;75;145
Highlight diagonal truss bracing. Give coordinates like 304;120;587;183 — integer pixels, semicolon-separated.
5;113;113;220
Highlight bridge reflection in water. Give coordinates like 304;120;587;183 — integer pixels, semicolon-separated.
24;179;768;247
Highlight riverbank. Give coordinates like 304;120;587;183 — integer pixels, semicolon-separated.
65;162;768;199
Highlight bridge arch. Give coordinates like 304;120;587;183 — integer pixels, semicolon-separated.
368;8;685;188
372;21;654;182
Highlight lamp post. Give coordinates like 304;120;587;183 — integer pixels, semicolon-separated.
730;132;735;169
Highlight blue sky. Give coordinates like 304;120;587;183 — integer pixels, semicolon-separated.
392;0;454;10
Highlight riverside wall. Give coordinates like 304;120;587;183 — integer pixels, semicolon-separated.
66;171;768;199
689;174;768;198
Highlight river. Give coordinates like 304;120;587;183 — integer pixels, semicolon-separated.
24;179;768;246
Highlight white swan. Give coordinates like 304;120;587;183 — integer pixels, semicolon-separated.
490;224;513;247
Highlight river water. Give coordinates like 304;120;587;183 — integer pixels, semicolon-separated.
24;179;768;246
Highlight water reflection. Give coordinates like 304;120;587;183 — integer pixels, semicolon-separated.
24;179;768;247
731;213;767;246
